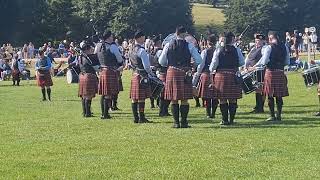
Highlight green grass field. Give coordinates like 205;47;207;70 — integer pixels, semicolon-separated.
1;69;320;179
192;3;225;36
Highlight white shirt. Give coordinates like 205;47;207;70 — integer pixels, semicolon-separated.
94;42;124;63
310;34;318;43
158;37;202;67
135;43;152;74
209;46;245;72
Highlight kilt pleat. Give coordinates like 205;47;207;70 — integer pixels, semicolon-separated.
198;72;214;99
98;68;119;96
78;73;98;98
159;73;166;98
37;71;53;87
264;69;289;97
213;69;242;100
164;67;193;101
130;73;151;100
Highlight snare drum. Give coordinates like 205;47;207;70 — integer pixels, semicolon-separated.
302;67;320;87
242;72;257;94
150;76;164;98
66;68;79;84
253;66;265;84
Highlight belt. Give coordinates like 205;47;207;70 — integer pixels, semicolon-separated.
169;66;190;72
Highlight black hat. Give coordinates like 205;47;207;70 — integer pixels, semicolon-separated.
152;35;161;43
134;30;145;39
38;47;45;55
255;33;265;40
208;34;217;44
103;30;112;39
268;31;279;37
225;32;235;38
176;26;187;35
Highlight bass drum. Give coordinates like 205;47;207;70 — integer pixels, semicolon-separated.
66;68;79;84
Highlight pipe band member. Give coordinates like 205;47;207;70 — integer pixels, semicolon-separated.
209;32;245;125
35;48;53;101
197;34;219;119
78;41;98;117
95;30;124;119
159;26;203;128
254;30;290;121
245;33;267;114
129;30;154;123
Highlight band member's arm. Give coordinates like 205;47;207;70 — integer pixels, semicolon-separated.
209;48;221;72
35;61;40;71
236;47;245;67
244;48;254;68
197;49;207;73
158;43;169;67
138;48;152;74
255;45;271;67
188;43;202;66
110;44;124;63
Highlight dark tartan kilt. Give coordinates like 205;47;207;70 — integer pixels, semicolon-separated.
37;71;53;87
264;69;289;97
198;72;214;99
164;67;193;101
12;69;20;80
98;68;119;96
130;73;151;100
213;69;242;100
78;73;98;98
159;73;166;98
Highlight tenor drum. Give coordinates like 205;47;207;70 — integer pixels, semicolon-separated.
302;67;320;87
242;72;257;94
66;68;79;84
150;76;164;98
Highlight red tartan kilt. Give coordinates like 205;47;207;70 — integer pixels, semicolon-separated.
213;69;242;100
159;73;166;98
264;69;289;97
37;71;53;87
130;73;151;100
198;72;214;99
164;67;193;101
98;68;120;96
12;69;20;80
78;73;98;98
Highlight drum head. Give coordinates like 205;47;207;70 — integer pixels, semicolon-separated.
66;70;73;84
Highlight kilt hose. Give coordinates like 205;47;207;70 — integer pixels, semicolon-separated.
78;73;98;99
264;69;289;98
37;71;53;87
130;73;151;100
98;68;120;97
12;69;20;81
213;69;242;100
317;82;320;96
158;73;167;98
164;67;193;101
198;72;214;99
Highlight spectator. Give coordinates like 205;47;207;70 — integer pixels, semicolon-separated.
28;42;34;58
310;32;318;53
302;33;309;52
6;43;14;56
1;60;12;81
22;44;28;59
58;42;65;57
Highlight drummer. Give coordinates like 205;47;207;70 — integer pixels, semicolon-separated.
245;33;267;113
254;31;290;121
197;34;219;119
159;26;202;128
129;30;154;123
95;30;124;119
209;32;245;125
35;48;53;101
78;41;98;117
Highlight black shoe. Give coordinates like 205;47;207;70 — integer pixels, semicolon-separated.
250;108;264;114
220;121;230;125
173;123;180;128
315;112;320;116
139;118;153;123
101;114;111;119
42;98;47;101
267;116;276;121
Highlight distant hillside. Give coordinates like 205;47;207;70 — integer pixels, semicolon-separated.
192;3;225;37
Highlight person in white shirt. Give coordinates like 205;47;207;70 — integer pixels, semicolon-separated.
310;32;318;52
